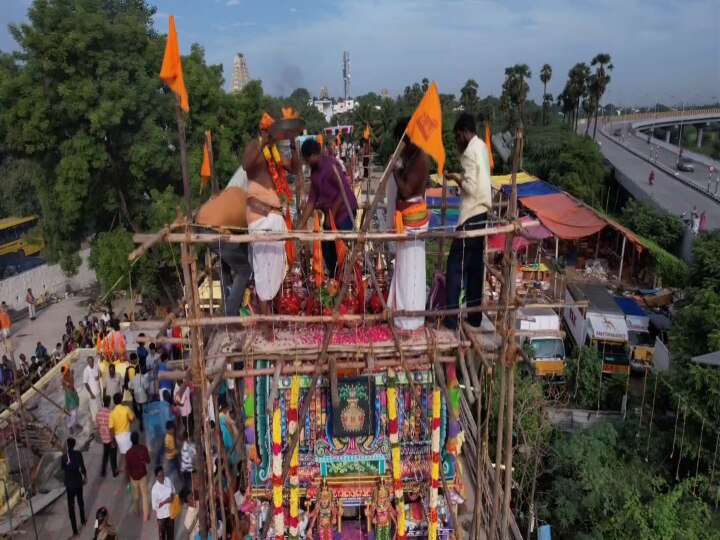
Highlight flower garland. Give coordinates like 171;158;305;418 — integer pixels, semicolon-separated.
445;363;462;460
288;376;300;539
262;144;293;205
428;388;441;540
271;408;284;540
387;370;407;539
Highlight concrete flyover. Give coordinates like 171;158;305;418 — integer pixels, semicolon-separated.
631;110;720;153
591;115;720;231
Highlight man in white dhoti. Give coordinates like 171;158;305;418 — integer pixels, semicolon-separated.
243;113;300;328
387;118;430;331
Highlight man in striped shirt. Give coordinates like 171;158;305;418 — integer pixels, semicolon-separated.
95;395;118;477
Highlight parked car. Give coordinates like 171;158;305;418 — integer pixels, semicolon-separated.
677;158;695;172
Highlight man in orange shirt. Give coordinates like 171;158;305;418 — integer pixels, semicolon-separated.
0;302;11;338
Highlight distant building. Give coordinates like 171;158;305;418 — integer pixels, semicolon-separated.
319;85;329;100
309;98;358;123
380;88;391;100
230;53;251;93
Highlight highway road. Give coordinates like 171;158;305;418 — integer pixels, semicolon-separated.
595;122;720;230
606;121;720;191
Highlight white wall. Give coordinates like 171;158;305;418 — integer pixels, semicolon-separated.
0;248;96;311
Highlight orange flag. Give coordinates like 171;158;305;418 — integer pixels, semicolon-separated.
363;124;370;141
485;123;495;171
200;136;211;192
159;15;189;112
284;207;296;269
406;81;445;175
312;212;324;288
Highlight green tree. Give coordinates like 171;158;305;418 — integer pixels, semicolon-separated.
566;63;590;130
0;157;43;217
539;64;552;125
543;422;715;540
689;230;720;293
590;53;613;139
500;64;531;131
459;79;479;115
288;87;311;105
620;199;683;251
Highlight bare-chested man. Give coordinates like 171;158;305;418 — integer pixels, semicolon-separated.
386;117;430;331
242;113;300;327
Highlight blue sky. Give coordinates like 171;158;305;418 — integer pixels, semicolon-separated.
1;0;719;105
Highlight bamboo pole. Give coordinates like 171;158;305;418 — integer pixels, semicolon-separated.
437;170;449;270
266;359;284;415
131;219;539;247
170;301;585;328
173;93;210;539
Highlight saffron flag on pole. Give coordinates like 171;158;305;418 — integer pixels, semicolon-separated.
363;124;371;141
200;136;211;193
159;15;189;112
406;82;445;175
485;123;495;171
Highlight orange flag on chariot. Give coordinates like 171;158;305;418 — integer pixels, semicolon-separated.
312;212;324;288
159;15;189;112
200;134;211;192
363;124;370;141
405;81;445;175
485;123;495;171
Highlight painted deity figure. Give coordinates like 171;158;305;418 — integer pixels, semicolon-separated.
307;479;341;540
368;478;397;540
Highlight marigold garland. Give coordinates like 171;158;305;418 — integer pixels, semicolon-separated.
387;371;406;539
428;388;441;540
271;408;284;540
262;144;293;205
288;376;300;539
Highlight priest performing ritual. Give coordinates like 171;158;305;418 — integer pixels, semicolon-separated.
242;110;302;322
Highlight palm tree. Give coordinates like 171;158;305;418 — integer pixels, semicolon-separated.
421;78;430;94
540;64;552;124
590;53;614;139
543;93;553;125
567;63;590;131
500;64;532;130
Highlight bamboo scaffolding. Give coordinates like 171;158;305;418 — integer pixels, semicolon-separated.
131;219;539;249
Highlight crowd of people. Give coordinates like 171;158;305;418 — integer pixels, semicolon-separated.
53;311;257;539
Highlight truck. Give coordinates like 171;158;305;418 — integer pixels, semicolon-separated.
613;296;654;371
516;307;565;379
563;282;631;375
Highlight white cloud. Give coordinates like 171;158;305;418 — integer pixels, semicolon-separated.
226;0;240;5
290;7;298;12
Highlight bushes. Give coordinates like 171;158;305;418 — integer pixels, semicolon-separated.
620;199;683;252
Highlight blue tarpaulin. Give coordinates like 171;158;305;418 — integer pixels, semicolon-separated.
614;296;647;317
427;196;460;229
500;180;560;198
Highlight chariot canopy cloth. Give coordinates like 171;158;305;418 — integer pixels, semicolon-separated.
501;180;559;198
520;192;606;240
490;171;537;190
487;216;552;251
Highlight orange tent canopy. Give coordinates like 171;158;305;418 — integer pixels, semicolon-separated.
520;193;606;240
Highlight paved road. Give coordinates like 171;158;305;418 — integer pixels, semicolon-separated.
595;123;720;230
605;121;720;191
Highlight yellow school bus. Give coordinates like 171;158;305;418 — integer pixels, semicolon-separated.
0;216;44;258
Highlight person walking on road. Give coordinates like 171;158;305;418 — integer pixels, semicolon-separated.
93;506;118;540
0;302;11;338
95;395;119;477
61;437;87;538
103;364;122;407
25;288;36;321
125;431;151;521
108;392;135;465
83;356;101;428
151;466;176;540
62;365;82;434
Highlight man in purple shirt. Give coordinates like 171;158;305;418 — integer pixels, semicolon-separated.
298;139;359;277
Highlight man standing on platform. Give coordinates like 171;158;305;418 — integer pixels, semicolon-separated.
444;113;492;330
196;169;252;318
297;139;359;277
386;117;430;331
242;113;300;320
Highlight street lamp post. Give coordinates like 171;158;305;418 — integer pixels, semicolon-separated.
677;99;686;161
